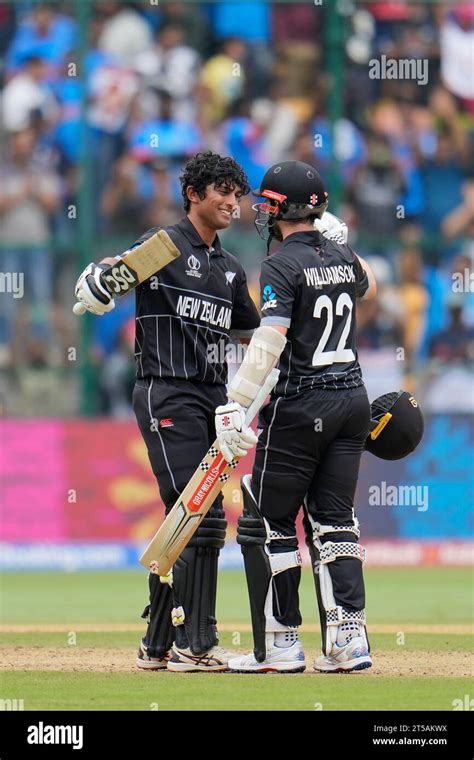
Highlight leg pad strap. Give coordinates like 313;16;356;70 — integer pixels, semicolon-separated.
320;541;366;565
310;521;360;539
326;606;367;627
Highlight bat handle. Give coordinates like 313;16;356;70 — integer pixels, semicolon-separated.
73;302;86;316
244;368;280;426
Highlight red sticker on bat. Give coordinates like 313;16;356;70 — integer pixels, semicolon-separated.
188;454;227;512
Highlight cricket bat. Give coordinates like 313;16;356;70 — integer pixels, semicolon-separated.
73;230;180;315
140;368;280;575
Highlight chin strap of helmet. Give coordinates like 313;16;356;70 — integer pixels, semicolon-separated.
266;215;283;255
266;223;276;255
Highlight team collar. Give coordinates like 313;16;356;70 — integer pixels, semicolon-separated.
279;230;325;249
177;217;224;256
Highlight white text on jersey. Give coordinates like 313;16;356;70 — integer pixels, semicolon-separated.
304;264;356;289
177;295;232;329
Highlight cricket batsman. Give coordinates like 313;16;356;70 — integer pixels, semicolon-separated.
74;152;260;672
213;160;379;673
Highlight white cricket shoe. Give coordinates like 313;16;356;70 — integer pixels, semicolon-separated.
313;636;372;673
136;640;170;671
166;644;231;672
228;641;306;673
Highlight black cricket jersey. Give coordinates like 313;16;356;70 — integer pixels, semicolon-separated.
131;217;260;384
260;229;369;396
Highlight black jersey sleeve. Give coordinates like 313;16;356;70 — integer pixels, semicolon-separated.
259;257;297;328
230;264;260;337
351;248;369;298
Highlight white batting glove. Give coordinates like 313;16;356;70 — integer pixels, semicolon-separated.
215;401;258;463
315;211;348;245
75;262;115;316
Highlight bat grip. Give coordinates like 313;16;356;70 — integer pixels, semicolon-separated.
73;302;86;315
244;368;280;426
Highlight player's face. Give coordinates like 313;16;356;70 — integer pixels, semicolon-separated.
200;183;242;230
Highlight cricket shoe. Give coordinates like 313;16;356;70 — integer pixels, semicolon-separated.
228;641;306;673
136;640;170;671
313;636;372;673
166;644;231;672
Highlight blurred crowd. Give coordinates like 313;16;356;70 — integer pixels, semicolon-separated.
0;0;473;416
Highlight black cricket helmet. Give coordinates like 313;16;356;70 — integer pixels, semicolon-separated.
366;391;424;460
253;161;329;245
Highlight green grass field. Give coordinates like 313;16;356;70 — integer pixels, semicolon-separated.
1;568;472;711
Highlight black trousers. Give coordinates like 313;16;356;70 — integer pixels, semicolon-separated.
252;385;371;626
133;377;227;655
133;377;227;513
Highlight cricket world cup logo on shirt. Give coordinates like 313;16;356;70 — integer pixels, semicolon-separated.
186;255;202;278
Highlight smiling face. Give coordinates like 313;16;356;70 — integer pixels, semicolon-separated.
187;182;242;231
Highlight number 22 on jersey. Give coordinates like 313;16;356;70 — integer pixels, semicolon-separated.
312;293;356;367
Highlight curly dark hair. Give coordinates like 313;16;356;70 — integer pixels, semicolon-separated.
180;151;250;212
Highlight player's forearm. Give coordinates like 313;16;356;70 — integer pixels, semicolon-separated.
269;324;287;337
228;326;286;408
239;324;287;345
356;254;377;300
99;255;121;266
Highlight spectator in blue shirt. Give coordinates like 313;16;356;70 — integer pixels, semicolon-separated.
6;2;77;80
220;98;267;191
210;2;271;97
420;133;464;245
127;92;201;164
211;1;270;43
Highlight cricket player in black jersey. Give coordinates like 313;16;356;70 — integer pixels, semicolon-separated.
213;161;378;673
75;152;260;672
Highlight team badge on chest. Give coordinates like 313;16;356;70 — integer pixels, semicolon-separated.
186;255;202;278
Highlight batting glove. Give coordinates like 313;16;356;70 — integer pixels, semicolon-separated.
215;401;258;463
75;262;115;316
314;211;348;245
